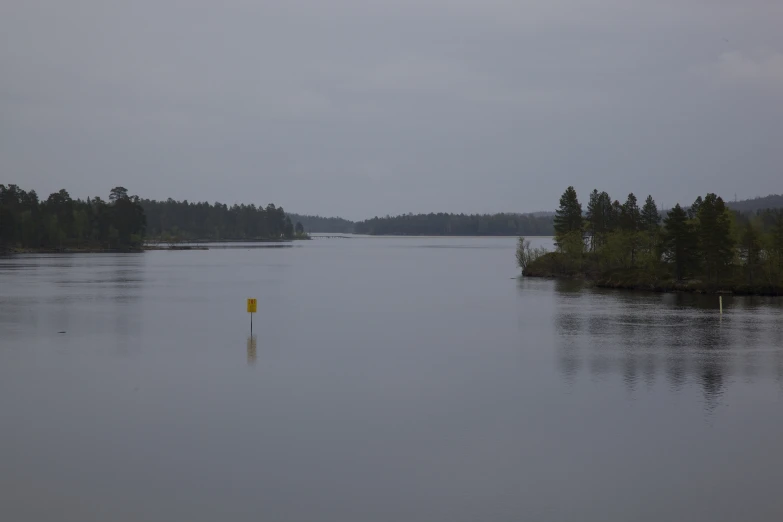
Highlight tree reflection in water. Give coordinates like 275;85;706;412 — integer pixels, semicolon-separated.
552;285;783;411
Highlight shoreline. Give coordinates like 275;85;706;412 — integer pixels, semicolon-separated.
2;247;144;254
522;271;783;297
522;251;783;297
2;236;312;254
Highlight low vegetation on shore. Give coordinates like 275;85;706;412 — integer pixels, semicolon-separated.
518;187;783;296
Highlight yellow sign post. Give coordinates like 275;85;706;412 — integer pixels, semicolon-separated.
247;298;257;334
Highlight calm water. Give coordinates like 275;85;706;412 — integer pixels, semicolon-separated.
2;236;783;522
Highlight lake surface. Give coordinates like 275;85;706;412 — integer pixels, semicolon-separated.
2;236;783;522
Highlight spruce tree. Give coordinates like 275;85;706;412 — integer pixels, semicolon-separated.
688;196;703;219
608;200;623;232
618;193;642;265
696;193;735;285
640;195;661;251
586;189;600;251
663;204;695;281
621;193;641;231
586;191;612;250
553;186;583;247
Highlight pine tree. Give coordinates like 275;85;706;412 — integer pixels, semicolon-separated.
586;191;613;251
662;204;695;281
618;193;642;266
586;189;600;251
688;196;703;219
608;200;623;232
639;195;661;256
620;193;641;232
696;193;735;285
553;186;583;247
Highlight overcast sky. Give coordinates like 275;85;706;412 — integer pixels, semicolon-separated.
1;1;781;220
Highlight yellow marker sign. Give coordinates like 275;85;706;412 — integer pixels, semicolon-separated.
247;298;257;313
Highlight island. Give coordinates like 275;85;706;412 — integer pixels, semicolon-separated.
519;187;783;296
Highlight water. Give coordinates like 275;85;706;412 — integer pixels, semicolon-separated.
2;236;783;522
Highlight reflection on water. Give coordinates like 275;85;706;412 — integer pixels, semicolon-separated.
0;254;146;340
552;284;783;410
4;238;783;522
247;335;257;366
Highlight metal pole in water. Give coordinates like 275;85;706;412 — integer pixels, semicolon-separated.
247;298;257;335
719;295;723;314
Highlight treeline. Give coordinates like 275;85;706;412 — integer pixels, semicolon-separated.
354;212;554;236
522;186;783;293
0;185;146;251
727;194;783;214
140;199;303;241
287;213;354;234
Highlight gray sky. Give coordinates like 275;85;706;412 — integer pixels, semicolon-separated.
2;0;781;220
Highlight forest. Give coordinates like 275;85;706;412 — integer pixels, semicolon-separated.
286;213;354;234
0;185;146;252
727;194;783;214
0;185;308;252
353;212;554;236
140;199;302;242
520;187;783;294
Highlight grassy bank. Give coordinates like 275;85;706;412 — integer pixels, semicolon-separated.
523;252;783;296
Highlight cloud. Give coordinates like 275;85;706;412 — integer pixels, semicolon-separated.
696;50;783;88
2;0;783;218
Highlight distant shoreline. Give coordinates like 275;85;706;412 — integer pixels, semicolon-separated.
2;246;144;254
357;233;553;237
1;236;314;254
144;236;311;245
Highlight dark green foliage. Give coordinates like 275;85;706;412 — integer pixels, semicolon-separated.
553;186;583;246
696;194;734;284
286;214;354;234
739;220;762;284
620;193;641;232
0;184;145;251
295;221;304;235
771;211;783;277
640;195;660;251
353;212;553;236
662;204;696;281
609;200;623;231
586;190;613;251
688;196;703;219
524;187;783;294
140;199;295;240
620;193;642;265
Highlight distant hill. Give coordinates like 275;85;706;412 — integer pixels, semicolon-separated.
727;195;783;214
353;212;554;236
287;213;355;234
